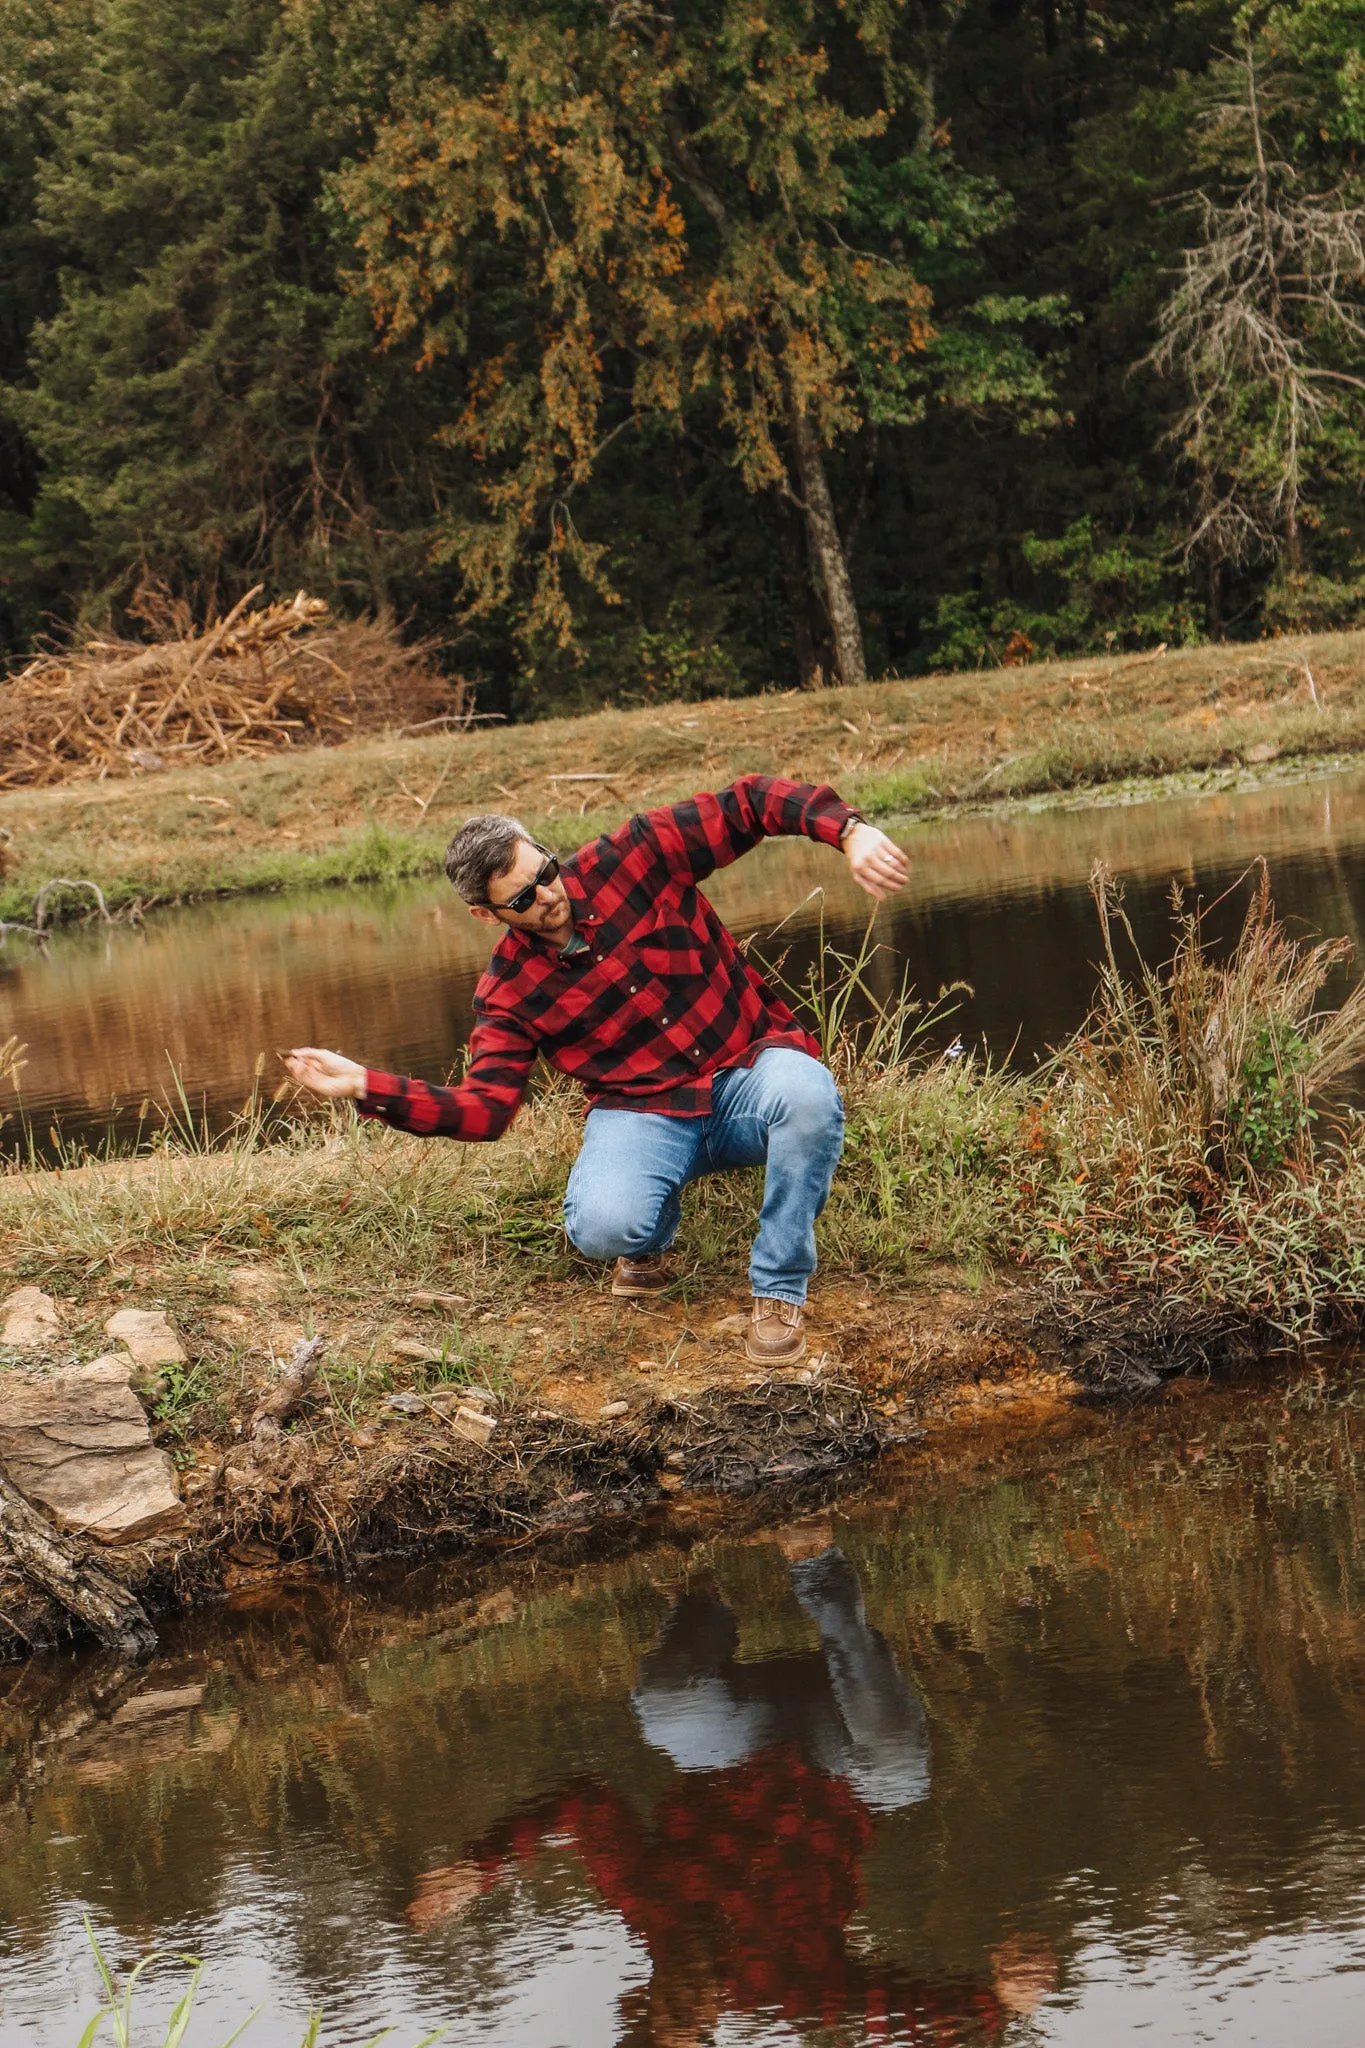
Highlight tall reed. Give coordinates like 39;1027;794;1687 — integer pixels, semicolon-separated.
1031;862;1365;1357
77;1919;444;2047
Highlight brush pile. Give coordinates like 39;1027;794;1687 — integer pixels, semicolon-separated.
0;583;472;790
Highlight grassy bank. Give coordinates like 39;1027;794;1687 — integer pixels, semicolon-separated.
3;629;1365;926
4;876;1365;1656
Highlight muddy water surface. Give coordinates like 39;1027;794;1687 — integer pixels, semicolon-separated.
5;761;1365;1156
3;1370;1365;2043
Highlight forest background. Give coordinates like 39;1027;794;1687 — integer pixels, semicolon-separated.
3;0;1365;725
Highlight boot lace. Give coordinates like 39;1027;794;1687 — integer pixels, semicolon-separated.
753;1297;801;1327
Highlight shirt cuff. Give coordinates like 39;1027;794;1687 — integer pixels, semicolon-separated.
358;1069;403;1117
805;789;861;848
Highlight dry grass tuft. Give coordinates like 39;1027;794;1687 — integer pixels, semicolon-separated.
1032;865;1365;1372
1055;860;1365;1188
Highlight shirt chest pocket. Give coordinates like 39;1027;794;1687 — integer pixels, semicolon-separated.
631;905;706;981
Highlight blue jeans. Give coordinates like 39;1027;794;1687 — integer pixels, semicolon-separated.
562;1048;845;1305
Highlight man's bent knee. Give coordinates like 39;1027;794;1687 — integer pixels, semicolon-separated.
564;1195;662;1263
771;1058;845;1140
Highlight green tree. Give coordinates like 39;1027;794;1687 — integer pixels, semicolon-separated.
6;0;449;625
0;0;94;646
338;0;952;688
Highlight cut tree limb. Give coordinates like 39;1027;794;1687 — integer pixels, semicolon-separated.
0;1469;157;1658
251;1333;325;1441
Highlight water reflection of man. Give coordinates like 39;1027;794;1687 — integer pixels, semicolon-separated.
408;1538;1055;2043
631;1541;932;1814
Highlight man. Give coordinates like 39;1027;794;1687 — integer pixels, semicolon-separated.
285;774;908;1364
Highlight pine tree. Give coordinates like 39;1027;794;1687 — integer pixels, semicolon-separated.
8;0;446;620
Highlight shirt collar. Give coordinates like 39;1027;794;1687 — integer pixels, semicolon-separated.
562;860;601;924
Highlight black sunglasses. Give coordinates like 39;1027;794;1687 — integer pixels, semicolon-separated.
487;852;560;915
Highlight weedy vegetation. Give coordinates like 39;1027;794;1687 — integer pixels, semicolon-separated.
77;1918;443;2048
6;627;1365;933
1022;862;1365;1376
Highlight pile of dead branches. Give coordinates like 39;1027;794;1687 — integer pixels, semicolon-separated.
0;583;473;790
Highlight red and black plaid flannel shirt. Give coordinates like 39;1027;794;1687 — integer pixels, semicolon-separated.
359;774;857;1141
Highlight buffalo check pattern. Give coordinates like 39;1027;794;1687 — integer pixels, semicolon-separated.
359;774;857;1142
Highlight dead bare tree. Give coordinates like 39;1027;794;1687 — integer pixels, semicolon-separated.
1149;38;1365;585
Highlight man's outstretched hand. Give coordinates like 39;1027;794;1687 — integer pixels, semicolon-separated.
842;821;910;903
284;1048;367;1101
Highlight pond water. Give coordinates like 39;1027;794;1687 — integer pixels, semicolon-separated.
4;760;1365;1160
4;1367;1365;2044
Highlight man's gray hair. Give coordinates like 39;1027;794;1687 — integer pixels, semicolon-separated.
445;812;539;904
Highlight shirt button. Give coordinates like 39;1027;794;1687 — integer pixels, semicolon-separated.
630;985;637;993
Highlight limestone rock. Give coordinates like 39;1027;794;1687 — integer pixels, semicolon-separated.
447;1404;497;1446
392;1338;443;1365
1;1287;62;1352
428;1385;491;1415
0;1355;185;1545
103;1308;186;1370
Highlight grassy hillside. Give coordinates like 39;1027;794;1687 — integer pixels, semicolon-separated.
3;630;1363;925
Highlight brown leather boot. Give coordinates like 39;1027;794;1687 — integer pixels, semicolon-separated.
611;1254;675;1299
746;1297;806;1366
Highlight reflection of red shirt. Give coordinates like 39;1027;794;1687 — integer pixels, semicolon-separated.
466;1749;1008;2041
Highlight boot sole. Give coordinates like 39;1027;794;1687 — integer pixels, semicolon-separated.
611;1278;673;1299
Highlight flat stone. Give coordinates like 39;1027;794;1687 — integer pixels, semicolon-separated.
449;1405;496;1446
599;1400;631;1419
108;1684;205;1727
392;1339;443;1364
0;1355;185;1545
103;1308;187;1369
428;1385;491;1415
0;1287;63;1352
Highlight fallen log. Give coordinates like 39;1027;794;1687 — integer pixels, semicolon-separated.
0;1470;157;1658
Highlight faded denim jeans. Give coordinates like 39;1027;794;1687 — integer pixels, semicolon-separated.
562;1047;845;1305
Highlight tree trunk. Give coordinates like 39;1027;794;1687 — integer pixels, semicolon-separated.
785;393;867;689
0;1469;157;1658
1206;550;1223;639
775;497;824;685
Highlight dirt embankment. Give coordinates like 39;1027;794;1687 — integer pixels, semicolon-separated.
0;1264;1084;1659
